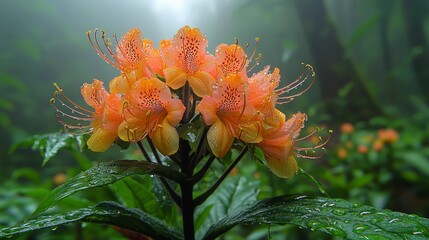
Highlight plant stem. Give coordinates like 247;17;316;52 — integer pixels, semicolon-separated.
194;145;249;206
180;179;195;240
178;138;196;240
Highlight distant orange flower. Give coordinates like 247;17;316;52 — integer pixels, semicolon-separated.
358;145;368;154
337;148;347;159
197;73;263;158
340;123;354;134
373;140;384;152
378;128;399;144
118;77;185;155
160;26;216;97
53;173;67;186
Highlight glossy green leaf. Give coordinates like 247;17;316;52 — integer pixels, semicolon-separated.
9;131;85;166
0;201;182;240
31;160;184;217
202;195;429;239
196;176;260;239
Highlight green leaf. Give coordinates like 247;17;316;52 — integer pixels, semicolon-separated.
9;132;85;166
0;201;182;240
177;120;204;151
202;195;429;239
110;176;159;216
196;176;260;239
31;160;184;216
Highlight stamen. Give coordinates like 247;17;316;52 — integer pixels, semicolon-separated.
276;63;316;104
87;29;120;69
51;83;95;135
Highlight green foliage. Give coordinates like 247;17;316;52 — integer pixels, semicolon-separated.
32;160;184;216
10;132;85;166
203;195;429;240
196;176;260;239
0;201;182;240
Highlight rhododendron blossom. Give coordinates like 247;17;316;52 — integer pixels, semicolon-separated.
51;25;328;177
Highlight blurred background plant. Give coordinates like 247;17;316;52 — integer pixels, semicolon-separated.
1;0;428;239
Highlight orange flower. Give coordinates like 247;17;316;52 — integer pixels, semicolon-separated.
337;148;347;159
197;73;263;158
340;123;354;134
358;145;368;154
160;26;216;97
248;64;315;130
378;128;399;144
51;80;123;152
88;28;163;94
215;43;247;79
81;80;123;152
247;66;280;121
118;77;185;155
257;112;306;178
373;140;384;152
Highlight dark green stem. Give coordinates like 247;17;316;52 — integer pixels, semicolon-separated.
178;138;196;240
193;154;216;184
137;141;152;163
194;145;249;206
137;140;182;207
181;82;191;123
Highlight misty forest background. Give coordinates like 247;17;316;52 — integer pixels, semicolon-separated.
1;0;429;239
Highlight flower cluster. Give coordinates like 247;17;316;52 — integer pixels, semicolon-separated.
51;26;328;178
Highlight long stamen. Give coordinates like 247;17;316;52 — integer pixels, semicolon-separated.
53;83;92;113
276;64;316;104
294;130;332;159
87;29;120;69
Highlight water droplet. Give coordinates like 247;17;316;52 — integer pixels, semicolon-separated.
352;223;369;233
325;226;347;238
360;211;371;216
51;226;58;231
294;195;307;200
388;218;399;224
306;220;324;231
332;209;346;216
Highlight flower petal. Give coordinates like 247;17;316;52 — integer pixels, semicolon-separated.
188;71;215;97
165;98;185;127
267;155;298;178
197;96;219;126
117;117;148;142
207;119;234;158
87;128;117;152
150;118;179;156
164;67;188;90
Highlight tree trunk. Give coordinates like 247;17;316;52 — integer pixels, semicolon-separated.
293;0;382;123
401;0;429;104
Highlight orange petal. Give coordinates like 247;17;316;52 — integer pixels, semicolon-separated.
165;98;185;127
237;120;263;143
197;96;219;126
109;75;130;94
117;117;148;142
207;119;234;158
164;67;188;90
81;79;108;109
87;128;117;152
267;155;298;178
150;118;179;156
188;71;215;97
